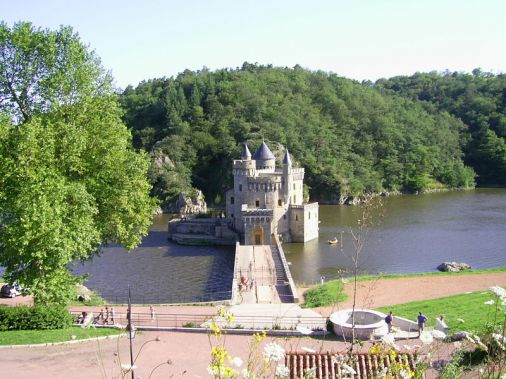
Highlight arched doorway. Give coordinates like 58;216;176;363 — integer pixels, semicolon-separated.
253;225;264;245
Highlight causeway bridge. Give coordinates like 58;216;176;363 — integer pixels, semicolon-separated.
230;234;298;305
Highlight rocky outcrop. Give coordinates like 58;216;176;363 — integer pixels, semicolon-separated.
175;190;207;214
437;261;472;272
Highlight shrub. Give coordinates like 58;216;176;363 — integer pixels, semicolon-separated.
0;305;73;330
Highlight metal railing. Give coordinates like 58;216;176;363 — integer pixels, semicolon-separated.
70;310;327;331
95;289;233;305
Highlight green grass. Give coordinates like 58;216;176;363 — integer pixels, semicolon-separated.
376;288;506;334
0;326;121;345
302;280;347;308
354;267;506;283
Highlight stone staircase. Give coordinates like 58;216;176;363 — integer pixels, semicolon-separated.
270;243;293;303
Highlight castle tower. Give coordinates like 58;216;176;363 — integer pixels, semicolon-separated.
253;141;275;171
283;149;293;205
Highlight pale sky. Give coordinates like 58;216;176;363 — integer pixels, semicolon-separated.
3;0;506;89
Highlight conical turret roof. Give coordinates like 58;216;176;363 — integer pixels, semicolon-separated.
253;141;275;160
283;149;292;165
242;143;252;159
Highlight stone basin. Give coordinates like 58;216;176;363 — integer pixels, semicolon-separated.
329;309;388;340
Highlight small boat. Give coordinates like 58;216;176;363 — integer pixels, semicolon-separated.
328;237;338;245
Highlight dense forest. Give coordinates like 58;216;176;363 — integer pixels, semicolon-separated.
375;69;506;186
120;64;484;207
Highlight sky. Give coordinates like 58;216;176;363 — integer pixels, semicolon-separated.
3;0;506;89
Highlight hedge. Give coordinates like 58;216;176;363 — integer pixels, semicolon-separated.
0;305;73;330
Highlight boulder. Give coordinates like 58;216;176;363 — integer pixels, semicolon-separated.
437;262;472;272
175;190;207;214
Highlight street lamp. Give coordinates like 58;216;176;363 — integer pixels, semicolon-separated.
127;285;135;379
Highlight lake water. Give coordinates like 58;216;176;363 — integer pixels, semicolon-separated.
4;189;506;303
283;188;506;284
72;215;235;303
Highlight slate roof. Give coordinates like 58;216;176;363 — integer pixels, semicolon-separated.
242;143;252;159
285;351;421;379
283;150;292;165
253;141;275;160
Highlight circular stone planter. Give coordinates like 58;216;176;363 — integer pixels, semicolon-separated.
329;309;388;340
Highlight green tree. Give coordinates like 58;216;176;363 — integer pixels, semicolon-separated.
0;22;156;305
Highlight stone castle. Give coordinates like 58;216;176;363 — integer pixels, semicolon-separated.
226;142;319;245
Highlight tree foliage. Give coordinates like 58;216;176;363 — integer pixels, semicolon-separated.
0;22;156;305
120;63;475;205
375;70;506;185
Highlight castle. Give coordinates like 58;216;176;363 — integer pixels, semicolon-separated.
226;142;319;245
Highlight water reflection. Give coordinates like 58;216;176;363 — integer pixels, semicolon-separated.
283;189;506;284
72;214;235;304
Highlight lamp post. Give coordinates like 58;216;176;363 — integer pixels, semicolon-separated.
127;285;135;379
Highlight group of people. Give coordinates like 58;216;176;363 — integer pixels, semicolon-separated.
384;311;448;337
76;306;157;326
239;275;255;292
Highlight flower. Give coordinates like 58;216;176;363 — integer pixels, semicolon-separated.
377;367;389;377
492;333;506;350
431;330;447;340
232;356;243;367
263;342;285;362
71;335;76;340
302;347;316;353
296;325;313;335
121;363;137;371
490;286;506;299
341;363;356;375
399;369;411;379
420;331;434;345
241;368;256;379
275;365;290;378
484;300;495;305
381;333;396;346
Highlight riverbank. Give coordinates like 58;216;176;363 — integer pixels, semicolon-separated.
306;271;506;317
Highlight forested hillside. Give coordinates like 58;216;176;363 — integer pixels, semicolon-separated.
120;64;475;207
375;70;506;185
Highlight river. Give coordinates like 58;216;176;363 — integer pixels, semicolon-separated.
5;189;506;303
283;188;506;284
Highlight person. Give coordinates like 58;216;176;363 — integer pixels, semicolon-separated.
417;312;428;336
104;306;110;325
98;309;104;323
436;315;448;335
110;307;115;324
240;275;248;291
150;306;156;321
320;275;325;285
249;278;255;291
385;311;393;333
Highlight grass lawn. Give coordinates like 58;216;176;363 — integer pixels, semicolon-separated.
0;326;122;345
301;280;347;308
376;288;506;335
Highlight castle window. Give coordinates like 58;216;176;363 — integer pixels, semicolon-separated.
296;215;299;221
283;214;286;220
293;183;296;190
231;214;234;218
278;199;282;207
230;196;235;204
255;200;260;207
308;212;311;219
239;184;242;191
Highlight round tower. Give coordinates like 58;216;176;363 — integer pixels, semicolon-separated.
253;141;275;171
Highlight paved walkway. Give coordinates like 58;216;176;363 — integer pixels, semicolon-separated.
235;245;280;304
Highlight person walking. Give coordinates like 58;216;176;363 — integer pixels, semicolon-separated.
104;306;110;325
385;311;393;333
417;312;428;336
150;306;156;321
110;307;115;325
